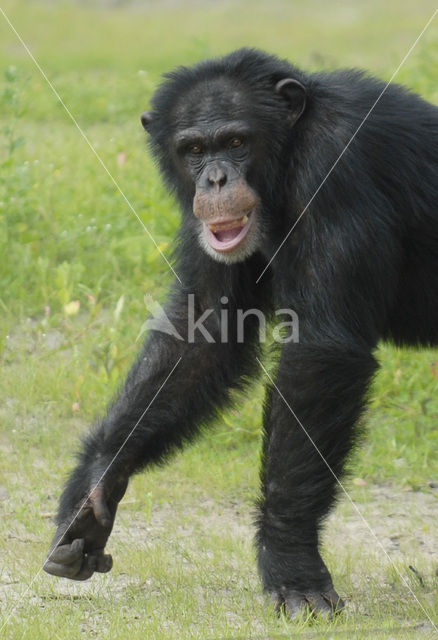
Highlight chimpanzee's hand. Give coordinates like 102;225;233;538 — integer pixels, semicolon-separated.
44;472;128;581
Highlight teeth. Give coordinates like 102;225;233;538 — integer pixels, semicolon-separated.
209;214;249;232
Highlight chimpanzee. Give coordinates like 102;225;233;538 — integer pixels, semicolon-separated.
44;48;438;619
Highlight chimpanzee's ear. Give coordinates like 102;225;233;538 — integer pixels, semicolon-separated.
275;78;306;125
140;111;153;132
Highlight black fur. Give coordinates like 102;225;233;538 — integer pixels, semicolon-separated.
48;48;438;615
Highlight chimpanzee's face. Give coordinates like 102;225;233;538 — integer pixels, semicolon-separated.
142;74;306;263
169;80;263;263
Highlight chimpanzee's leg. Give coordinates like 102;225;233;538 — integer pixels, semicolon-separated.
257;340;377;618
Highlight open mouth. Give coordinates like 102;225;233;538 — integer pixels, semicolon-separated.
203;210;254;252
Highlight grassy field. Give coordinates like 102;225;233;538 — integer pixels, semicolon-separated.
0;1;438;638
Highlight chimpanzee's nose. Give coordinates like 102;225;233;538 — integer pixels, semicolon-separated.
207;166;227;189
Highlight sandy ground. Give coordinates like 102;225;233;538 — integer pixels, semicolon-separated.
1;481;436;637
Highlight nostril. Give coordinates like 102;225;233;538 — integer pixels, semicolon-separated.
207;169;227;188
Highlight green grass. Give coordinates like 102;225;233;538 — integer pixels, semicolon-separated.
0;1;437;638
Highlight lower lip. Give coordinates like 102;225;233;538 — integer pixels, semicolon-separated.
204;211;254;253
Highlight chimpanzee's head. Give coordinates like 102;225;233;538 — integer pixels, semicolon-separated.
141;49;307;264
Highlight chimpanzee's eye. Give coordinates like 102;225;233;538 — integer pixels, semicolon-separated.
229;137;243;148
189;144;203;155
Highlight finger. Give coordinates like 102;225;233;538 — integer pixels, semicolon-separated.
94;553;113;573
89;484;111;528
43;558;83;579
72;555;98;581
49;539;84;565
86;548;112;572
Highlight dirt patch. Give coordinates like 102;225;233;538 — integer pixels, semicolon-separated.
1;483;435;626
325;485;437;563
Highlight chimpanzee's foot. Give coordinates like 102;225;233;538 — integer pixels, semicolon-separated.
270;584;344;620
259;544;344;620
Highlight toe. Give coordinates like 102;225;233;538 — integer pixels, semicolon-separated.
283;590;308;619
322;587;345;613
305;592;333;618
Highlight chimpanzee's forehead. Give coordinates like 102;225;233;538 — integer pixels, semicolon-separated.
173;77;252;128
